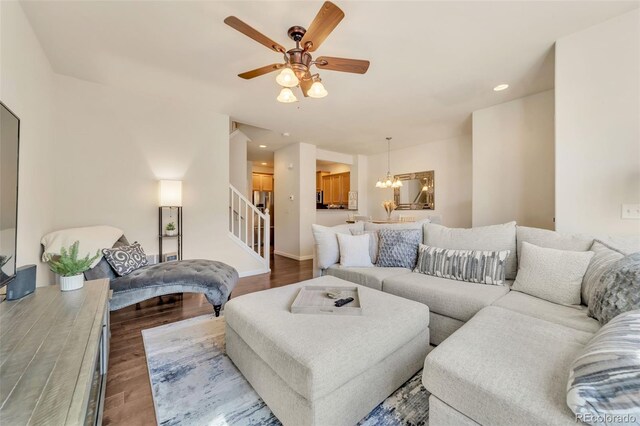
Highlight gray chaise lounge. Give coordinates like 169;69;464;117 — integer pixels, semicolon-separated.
85;238;238;316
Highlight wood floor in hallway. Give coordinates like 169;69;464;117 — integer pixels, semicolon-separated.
102;254;313;425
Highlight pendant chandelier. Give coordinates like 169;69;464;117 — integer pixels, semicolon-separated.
376;137;403;189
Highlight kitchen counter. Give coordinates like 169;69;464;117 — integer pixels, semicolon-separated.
315;209;361;227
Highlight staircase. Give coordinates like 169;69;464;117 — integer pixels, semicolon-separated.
229;184;270;271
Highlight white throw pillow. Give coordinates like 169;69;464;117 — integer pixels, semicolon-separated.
40;225;124;268
312;222;365;269
337;233;374;268
513;242;594;305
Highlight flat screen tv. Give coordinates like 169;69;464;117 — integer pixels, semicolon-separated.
0;101;19;288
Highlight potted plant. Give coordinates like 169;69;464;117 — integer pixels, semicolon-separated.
165;222;177;236
382;200;397;221
44;241;100;291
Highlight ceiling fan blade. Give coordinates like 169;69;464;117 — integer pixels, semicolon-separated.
299;78;312;97
238;64;284;79
315;56;370;74
300;2;344;52
224;16;286;53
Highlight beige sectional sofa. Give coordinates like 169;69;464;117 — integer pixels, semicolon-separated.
313;220;628;425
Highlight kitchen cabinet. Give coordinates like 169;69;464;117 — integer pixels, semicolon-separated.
252;173;273;192
321;172;350;205
316;171;330;191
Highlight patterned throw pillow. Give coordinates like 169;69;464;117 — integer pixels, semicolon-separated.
414;244;510;285
567;310;640;422
589;252;640;325
581;241;625;306
376;229;422;269
102;242;148;276
350;230;379;263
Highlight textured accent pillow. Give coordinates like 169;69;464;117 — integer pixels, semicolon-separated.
312;223;365;269
102;242;148;277
512;242;594;305
582;241;625;306
337;233;374;268
414;244;511;285
423;222;517;280
589;253;640;325
567;309;640;422
376;229;422;269
350;230;379;263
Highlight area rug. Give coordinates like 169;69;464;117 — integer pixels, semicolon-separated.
142;314;430;426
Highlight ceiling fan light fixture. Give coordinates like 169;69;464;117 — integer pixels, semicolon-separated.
308;80;328;98
276;68;299;88
277;87;298;103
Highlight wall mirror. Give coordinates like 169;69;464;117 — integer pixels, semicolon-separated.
393;171;435;210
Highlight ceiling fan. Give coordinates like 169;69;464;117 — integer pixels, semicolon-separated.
224;1;370;103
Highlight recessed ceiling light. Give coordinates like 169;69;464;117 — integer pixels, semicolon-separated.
259;144;267;148
493;84;509;92
282;132;290;137
261;162;268;166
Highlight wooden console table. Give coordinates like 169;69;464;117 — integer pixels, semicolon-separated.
0;279;110;425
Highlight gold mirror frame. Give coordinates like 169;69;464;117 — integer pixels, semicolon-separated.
393;171;435;210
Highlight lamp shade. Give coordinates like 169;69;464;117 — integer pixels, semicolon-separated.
159;180;182;206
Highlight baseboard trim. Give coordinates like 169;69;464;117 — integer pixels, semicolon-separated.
274;251;314;261
237;268;270;278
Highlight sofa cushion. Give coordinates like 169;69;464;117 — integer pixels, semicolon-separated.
415;244;510;285
350;230;379;263
336;233;374;267
312;222;364;270
512;242;594;306
423;222;517;280
324;264;411;291
224;276;430;401
567;310;640;423
376;229;422;269
492;291;600;333
516;226;593;260
582;240;625;306
363;217;430;232
423;306;593;426
589;252;640;325
383;272;510;322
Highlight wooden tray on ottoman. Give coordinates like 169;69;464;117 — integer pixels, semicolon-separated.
291;286;362;316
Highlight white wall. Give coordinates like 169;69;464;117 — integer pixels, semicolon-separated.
52;75;263;275
555;10;640;236
0;1;56;285
274;142;315;260
472;90;555;229
229;130;249;197
367;136;472;227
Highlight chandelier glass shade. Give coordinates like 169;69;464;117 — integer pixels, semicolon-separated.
277;87;297;103
275;68;299;88
375;137;403;189
308;80;328;98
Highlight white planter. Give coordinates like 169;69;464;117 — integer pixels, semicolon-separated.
166;229;177;236
60;274;84;292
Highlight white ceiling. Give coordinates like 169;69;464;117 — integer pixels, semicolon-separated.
21;1;638;154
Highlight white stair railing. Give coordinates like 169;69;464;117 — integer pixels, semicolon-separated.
229;185;270;271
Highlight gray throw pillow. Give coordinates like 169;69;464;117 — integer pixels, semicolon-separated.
376;229;422;269
582;241;625;306
414;244;510;285
589;252;640;325
350;230;379;263
512;242;594;305
102;242;148;277
567;309;640;422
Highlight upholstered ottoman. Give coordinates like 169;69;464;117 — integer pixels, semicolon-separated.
225;275;430;426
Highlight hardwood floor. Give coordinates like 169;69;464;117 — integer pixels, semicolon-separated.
103;255;313;425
